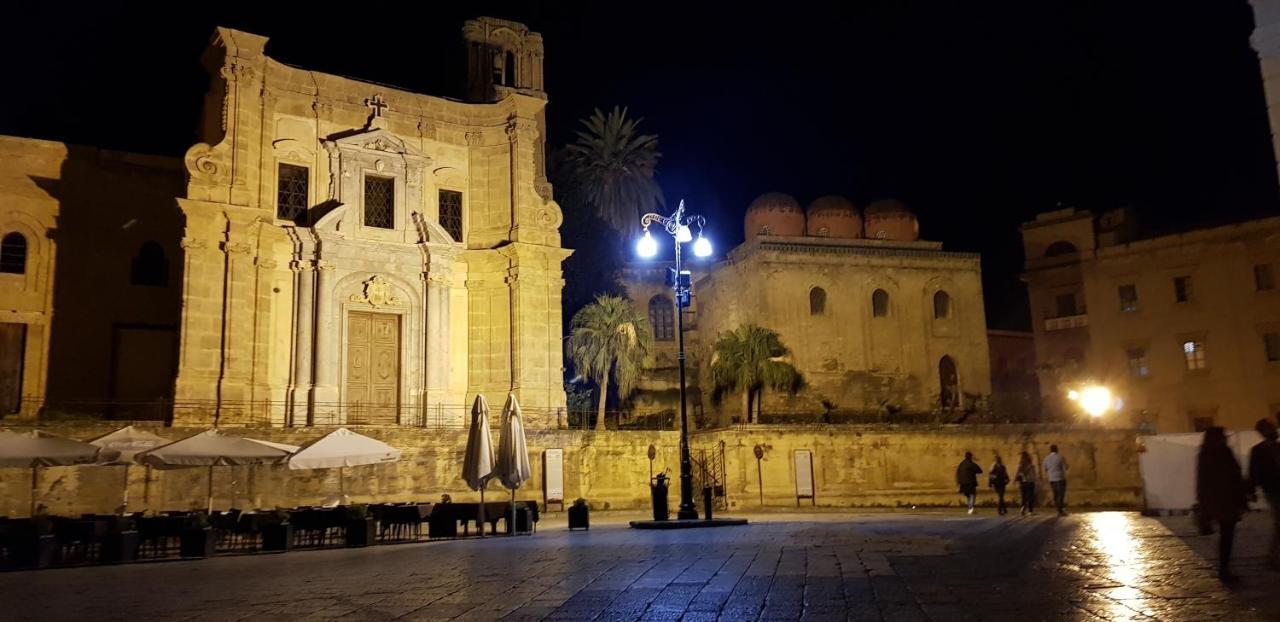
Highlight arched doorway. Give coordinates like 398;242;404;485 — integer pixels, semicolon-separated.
939;355;959;410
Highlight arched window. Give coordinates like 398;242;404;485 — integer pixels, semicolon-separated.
872;289;889;317
809;287;826;315
1044;241;1077;257
758;225;771;236
130;241;168;287
0;232;27;274
504;51;517;87
649;295;675;341
933;290;951;319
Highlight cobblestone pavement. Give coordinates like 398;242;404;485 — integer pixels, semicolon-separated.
1158;512;1279;621
0;511;1272;621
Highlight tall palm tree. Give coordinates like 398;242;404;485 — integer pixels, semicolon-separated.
709;325;802;423
566;294;654;430
562;107;665;232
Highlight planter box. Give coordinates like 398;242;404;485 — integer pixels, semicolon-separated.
568;505;589;531
101;530;140;564
180;527;217;558
10;534;58;569
261;523;293;552
345;517;376;547
504;508;533;535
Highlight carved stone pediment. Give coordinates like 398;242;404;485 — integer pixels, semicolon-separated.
329;128;430;164
349;274;402;307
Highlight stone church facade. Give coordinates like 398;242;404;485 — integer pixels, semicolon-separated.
0;18;570;427
623;194;992;426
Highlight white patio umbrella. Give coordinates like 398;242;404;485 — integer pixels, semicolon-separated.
0;430;120;516
88;426;170;514
462;394;495;536
138;429;292;512
495;393;532;536
288;427;401;502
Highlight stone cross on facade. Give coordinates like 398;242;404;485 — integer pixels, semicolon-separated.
366;95;389;118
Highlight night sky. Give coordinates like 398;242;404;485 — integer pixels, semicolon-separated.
4;1;1277;330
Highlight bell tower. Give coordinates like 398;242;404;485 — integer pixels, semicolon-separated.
463;17;546;103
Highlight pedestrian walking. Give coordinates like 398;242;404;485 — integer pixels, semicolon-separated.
956;451;983;514
989;455;1010;515
1197;426;1249;582
1015;451;1037;515
1043;444;1068;516
1248;419;1280;570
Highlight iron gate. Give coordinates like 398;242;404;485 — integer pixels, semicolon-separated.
691;440;728;511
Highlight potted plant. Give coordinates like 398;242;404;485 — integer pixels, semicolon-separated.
11;512;59;569
101;515;139;564
568;498;589;531
344;504;376;547
180;512;217;558
261;509;293;552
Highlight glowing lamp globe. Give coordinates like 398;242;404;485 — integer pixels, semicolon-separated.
675;225;693;243
637;230;658;258
693;235;712;257
1078;385;1113;418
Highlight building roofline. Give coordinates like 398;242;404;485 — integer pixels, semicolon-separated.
0;134;182;171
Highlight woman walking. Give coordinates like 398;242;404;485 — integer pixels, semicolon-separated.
989;455;1011;515
1015;451;1037;516
1197;426;1249;582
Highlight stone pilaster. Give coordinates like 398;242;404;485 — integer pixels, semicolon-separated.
311;260;340;423
290;261;315;426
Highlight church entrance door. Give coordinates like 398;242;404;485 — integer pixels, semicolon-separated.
346;311;400;425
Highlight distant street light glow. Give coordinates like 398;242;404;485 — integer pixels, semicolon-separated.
675;225;693;243
693;235;712;257
1076;385;1113;418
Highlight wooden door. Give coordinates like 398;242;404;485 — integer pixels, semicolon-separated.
0;323;26;414
346;311;400;424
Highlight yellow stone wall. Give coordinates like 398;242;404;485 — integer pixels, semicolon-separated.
0;424;1140;516
1022;209;1280;432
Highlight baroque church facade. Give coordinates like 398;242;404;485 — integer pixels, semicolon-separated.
623;194;992;426
0;18;570;427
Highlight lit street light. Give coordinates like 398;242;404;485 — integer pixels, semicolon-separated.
637;200;711;520
1067;384;1119;418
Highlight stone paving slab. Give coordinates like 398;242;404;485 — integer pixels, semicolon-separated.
0;511;1272;621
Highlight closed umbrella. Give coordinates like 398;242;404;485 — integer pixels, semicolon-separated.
495;393;532;535
138;430;292;512
288;427;401;502
0;430;120;516
461;394;495;536
88;426;170;514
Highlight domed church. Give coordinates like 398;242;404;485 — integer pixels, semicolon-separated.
623;192;991;426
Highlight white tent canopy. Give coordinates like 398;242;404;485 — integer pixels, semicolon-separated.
139;430;292;469
89;426;171;514
1139;430;1269;512
288;428;401;470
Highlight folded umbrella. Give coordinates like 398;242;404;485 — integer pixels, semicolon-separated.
462;394;495;535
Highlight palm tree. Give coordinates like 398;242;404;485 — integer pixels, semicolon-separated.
566;294;654;430
562;106;665;232
709;325;802;423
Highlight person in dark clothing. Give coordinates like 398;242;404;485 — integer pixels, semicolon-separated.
989;455;1011;515
1016;451;1037;515
1248;419;1280;570
956;451;983;514
1197;426;1249;582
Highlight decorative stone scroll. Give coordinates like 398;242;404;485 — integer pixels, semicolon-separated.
349;274;402;307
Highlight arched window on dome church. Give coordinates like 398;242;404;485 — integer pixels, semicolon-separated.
872;289;890;317
649;295;674;341
1045;241;1077;257
0;232;27;274
809;287;826;315
933;290;951;319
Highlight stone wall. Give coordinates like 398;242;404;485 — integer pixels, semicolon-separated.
0;424;1142;517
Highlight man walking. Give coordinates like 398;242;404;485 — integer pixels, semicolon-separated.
956;452;983;515
1249;419;1280;570
1043;444;1068;516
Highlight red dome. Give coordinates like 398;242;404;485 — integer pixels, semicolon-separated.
744;193;805;241
863;199;919;241
805;195;862;238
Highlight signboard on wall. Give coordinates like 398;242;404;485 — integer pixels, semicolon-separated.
544;448;564;510
794;449;814;505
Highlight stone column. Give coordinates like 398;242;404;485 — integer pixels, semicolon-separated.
311;260;339;423
424;273;451;407
290;262;315;425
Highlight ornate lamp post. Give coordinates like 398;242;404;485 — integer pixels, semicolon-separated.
637;200;712;520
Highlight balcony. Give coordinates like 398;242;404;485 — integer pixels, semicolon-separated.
1044;313;1089;332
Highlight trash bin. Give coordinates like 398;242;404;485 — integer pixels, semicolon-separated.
703;486;714;521
650;473;670;521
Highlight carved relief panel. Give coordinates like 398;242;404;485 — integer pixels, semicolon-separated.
324;128;432;242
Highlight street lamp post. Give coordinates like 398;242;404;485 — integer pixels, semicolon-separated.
638;200;711;520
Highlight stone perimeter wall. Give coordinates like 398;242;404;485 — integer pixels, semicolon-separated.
0;425;1141;517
